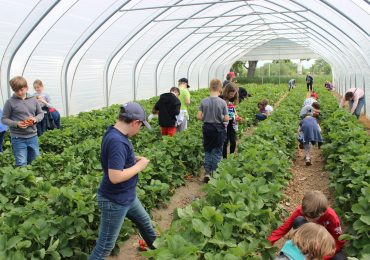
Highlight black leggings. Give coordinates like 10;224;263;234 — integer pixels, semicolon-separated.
307;82;313;92
223;122;236;158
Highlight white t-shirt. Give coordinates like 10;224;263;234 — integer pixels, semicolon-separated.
266;105;273;113
303;97;316;107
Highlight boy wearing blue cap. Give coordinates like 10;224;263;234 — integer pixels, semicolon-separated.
89;102;156;259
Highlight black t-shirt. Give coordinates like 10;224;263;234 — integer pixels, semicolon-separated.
154;93;181;127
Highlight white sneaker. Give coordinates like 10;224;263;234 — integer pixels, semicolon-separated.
305;158;312;166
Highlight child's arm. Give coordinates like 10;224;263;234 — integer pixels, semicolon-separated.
109;157;149;184
152;100;160;114
34;102;44;123
324;210;345;258
1;101;18;127
268;207;302;244
185;91;190;106
196;111;203;121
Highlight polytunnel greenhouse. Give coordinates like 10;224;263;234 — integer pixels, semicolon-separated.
0;0;369;259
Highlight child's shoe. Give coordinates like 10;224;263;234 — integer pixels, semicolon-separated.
138;239;148;251
305;157;312;166
204;171;211;183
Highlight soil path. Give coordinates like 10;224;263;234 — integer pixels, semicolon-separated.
109;91;289;260
274;145;335;250
108;175;205;260
274;91;335;250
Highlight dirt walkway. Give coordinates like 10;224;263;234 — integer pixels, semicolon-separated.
108;175;205;260
109;91;290;260
274;144;335;250
274;91;335;250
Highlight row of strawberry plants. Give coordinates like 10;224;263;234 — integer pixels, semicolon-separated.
315;87;370;258
144;86;306;259
0;85;287;259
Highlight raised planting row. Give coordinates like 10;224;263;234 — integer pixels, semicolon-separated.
0;84;287;259
315;87;369;258
144;86;307;259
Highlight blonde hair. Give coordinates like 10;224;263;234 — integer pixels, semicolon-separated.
9;76;27;92
222;82;239;104
209;79;222;92
302;190;328;218
290;223;336;259
33;79;44;88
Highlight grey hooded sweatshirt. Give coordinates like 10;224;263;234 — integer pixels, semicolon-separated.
1;93;44;138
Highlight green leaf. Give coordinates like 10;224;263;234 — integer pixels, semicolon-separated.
359;216;370;226
192;219;212;237
47;238;59;252
16;240;32;249
60;248;73;257
6;236;22;250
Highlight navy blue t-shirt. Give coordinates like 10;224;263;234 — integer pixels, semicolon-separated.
98;125;137;205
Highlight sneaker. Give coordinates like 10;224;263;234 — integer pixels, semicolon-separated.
305;158;312;166
203;174;211;183
299;143;304;149
138;239;148;251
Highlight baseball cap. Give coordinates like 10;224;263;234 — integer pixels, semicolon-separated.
178;78;190;88
120;102;151;129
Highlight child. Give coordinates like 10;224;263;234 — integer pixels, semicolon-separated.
300;102;320;120
325;81;334;91
1;76;44;166
220;83;240;159
276;223;336;260
152;87;181;137
303;92;319;107
33;79;61;130
0;108;8;153
197;79;229;183
256;99;270;121
89;102;156;259
176;78;191;132
339;88;365;119
306;73;314;92
223;74;232;88
268;190;346;260
288;79;296;91
298;109;322;165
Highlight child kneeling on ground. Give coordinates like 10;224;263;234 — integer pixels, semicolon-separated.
197;79;229;183
276;222;336;260
268;190;346;260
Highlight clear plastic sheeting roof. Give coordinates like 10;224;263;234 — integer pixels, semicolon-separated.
0;0;369;116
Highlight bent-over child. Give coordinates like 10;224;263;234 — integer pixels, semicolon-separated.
298;109;322;166
152;87;181;137
268;190;346;260
276;222;336;260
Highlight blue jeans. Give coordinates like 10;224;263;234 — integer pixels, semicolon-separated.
51;110;61;129
204;147;223;173
11;135;40;166
89;195;157;260
0;131;5;152
349;97;365;119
